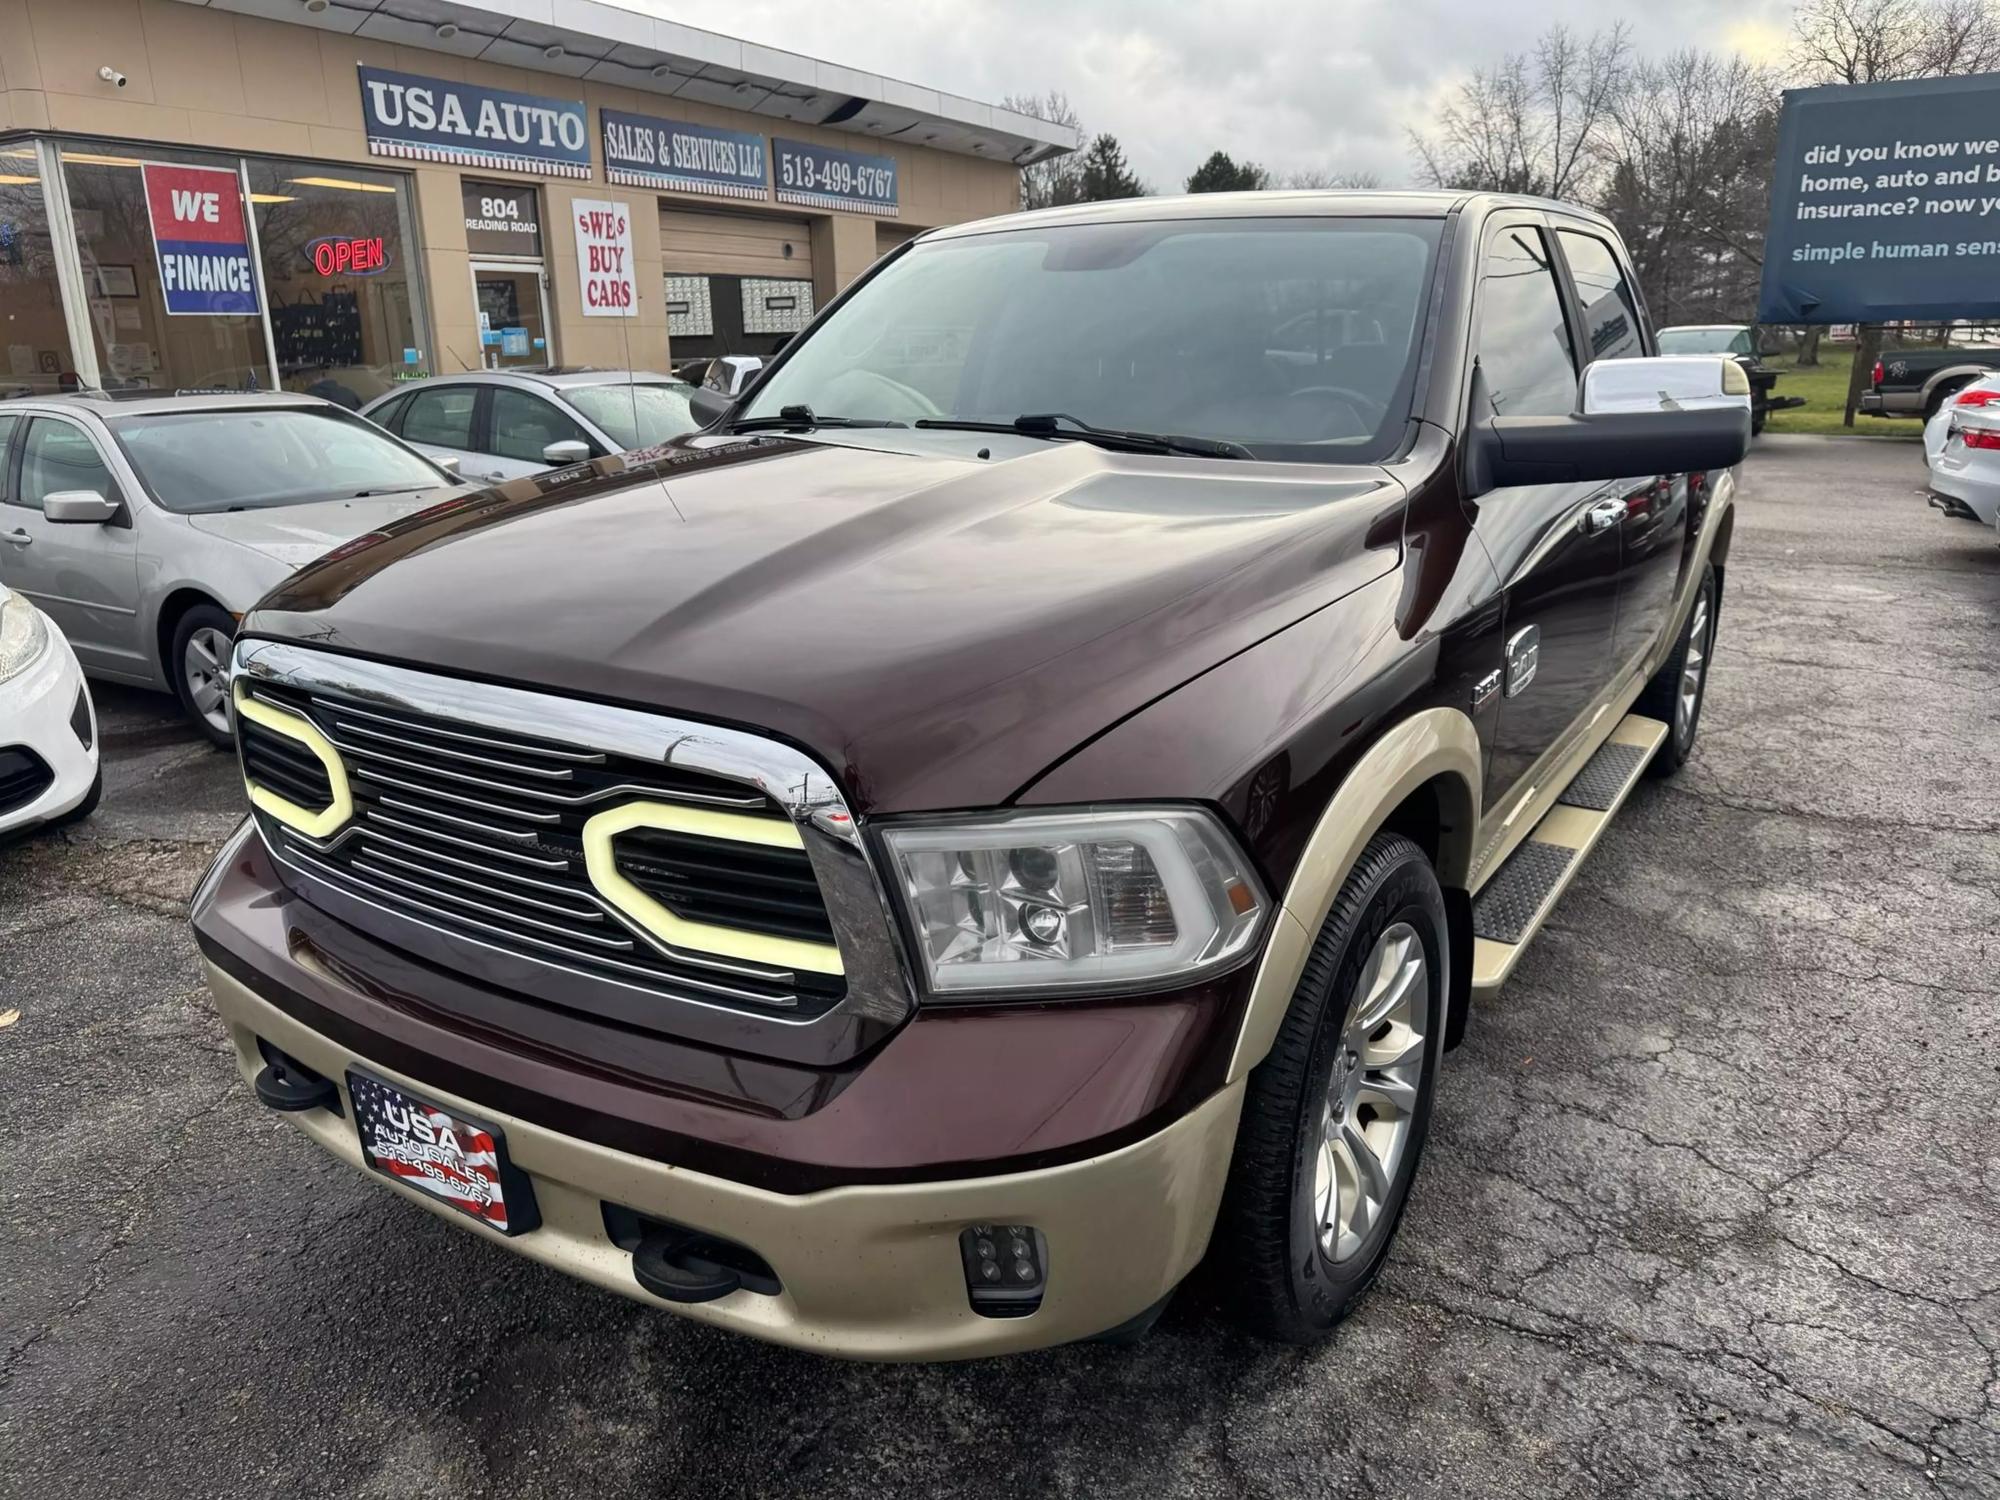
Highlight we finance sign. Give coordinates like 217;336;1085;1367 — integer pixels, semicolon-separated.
143;164;259;316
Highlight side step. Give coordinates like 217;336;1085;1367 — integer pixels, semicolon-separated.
1470;714;1668;995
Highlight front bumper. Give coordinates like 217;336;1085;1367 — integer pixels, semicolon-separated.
207;956;1244;1359
0;624;98;837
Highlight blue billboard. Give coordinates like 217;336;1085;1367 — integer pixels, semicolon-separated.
602;109;767;200
358;66;590;179
774;138;898;216
1760;71;2000;324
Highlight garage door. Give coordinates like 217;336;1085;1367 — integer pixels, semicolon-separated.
660;207;813;281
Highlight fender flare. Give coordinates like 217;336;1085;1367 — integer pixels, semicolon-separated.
1226;707;1482;1083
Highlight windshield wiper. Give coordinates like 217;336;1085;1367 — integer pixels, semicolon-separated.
914;412;1252;459
728;404;908;433
349;485;436;497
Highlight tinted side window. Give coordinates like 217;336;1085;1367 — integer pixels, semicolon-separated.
401;386;478;448
487;389;593;463
19;418;117;511
1475;227;1577;419
367;391;413;434
1557;230;1645;362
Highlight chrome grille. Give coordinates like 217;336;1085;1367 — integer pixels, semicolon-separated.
240;677;843;1014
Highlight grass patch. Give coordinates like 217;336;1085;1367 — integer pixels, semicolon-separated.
1760;350;1921;439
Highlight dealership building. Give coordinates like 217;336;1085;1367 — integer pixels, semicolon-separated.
0;0;1074;402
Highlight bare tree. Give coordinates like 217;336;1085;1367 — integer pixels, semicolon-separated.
1410;24;1632;200
1598;51;1780;328
1002;91;1086;210
1277;167;1385;189
1791;0;2000;85
1789;0;2000;420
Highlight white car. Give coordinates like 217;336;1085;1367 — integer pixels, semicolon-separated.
1923;373;2000;535
0;581;99;839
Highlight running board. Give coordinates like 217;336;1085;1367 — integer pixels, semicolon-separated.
1470;714;1669;996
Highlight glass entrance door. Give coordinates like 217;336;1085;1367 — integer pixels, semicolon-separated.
469;262;549;370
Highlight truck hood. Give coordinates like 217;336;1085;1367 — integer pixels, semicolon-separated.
249;436;1405;812
186;488;468;569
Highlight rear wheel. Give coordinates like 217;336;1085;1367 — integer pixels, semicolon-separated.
1212;833;1446;1344
1638;564;1716;778
169;603;236;747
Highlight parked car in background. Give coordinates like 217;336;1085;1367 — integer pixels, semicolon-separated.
1656;325;1804;435
698;355;764;398
360;370;700;483
196;191;1749;1360
0;393;464;746
1861;345;2000;420
0;580;100;840
1922;373;2000;536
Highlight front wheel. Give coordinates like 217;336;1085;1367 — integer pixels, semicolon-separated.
1212;832;1446;1344
170;603;236;748
1637;563;1717;778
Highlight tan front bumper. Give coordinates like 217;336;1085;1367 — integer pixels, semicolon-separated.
207;960;1245;1360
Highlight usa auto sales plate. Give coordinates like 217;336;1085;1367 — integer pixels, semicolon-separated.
348;1071;540;1235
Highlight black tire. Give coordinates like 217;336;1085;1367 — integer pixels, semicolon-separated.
1212;832;1447;1344
1637;563;1717;779
1925;379;1973;423
167;602;236;748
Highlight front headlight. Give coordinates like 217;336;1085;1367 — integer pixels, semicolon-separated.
880;806;1268;998
0;593;50;685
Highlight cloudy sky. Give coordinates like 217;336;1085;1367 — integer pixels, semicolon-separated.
704;0;1800;189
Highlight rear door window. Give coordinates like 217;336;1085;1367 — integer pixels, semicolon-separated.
1556;230;1645;362
401;385;478;448
1474;226;1578;419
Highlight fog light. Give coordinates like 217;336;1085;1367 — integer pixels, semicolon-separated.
960;1223;1046;1317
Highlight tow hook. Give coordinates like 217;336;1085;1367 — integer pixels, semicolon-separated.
632;1229;744;1304
252;1041;341;1114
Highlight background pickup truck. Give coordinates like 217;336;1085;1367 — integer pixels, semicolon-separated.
1862;346;2000;420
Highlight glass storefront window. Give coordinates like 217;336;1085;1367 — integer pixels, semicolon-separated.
61;143;270;396
247;160;427;408
0;147;80;398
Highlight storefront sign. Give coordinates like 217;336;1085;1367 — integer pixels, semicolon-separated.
572;199;636;317
308;234;389;277
142;163;259;316
462;181;543;258
601;109;767;201
358;66;590;179
774;138;897;216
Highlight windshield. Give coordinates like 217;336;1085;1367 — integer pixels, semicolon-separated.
740;216;1443;462
565;381;699;450
1658;327;1753;356
111;407;449;514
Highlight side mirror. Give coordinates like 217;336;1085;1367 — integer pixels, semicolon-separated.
43;490;120;524
541;439;591;465
688;385;732;429
435;455;462;475
1471;357;1751;493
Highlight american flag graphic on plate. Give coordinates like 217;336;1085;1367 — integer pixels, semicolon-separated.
349;1072;526;1232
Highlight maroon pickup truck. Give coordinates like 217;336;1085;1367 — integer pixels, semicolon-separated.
193;191;1748;1359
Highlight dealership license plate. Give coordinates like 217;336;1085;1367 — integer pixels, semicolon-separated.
348;1071;538;1235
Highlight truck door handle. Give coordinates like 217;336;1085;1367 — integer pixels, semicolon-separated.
1582;499;1627;534
1;528;30;548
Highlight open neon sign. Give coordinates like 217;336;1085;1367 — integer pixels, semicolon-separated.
308;235;390;276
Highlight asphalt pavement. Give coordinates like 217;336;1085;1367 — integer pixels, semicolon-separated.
2;434;1996;1499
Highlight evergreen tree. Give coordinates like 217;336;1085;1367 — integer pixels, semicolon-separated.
1076;134;1145;201
1185;150;1269;193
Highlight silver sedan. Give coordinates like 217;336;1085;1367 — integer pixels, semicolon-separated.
0;392;466;744
358;369;700;484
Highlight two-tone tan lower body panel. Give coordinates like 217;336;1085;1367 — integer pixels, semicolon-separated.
205;960;1243;1361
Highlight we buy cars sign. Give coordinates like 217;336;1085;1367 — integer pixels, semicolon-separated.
573;198;636;318
142;164;260;316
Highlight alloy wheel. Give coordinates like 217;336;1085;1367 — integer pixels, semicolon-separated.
183;626;233;737
1312;921;1429;1263
1677;591;1711;746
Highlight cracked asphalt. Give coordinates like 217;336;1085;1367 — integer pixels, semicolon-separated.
2;434;1996;1499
